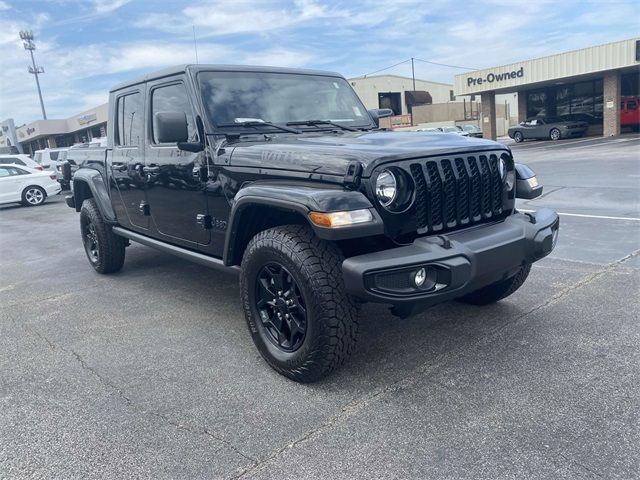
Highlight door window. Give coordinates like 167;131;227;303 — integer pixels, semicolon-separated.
0;167;10;177
151;83;197;143
116;92;144;146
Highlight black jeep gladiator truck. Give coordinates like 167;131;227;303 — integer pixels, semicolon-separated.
65;65;559;382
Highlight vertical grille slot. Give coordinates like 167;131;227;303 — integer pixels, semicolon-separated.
489;154;503;214
454;158;470;224
441;160;457;226
410;163;428;228
425;161;443;229
479;155;492;218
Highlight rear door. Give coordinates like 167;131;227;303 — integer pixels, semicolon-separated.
110;87;150;230
144;77;210;248
0;166;25;203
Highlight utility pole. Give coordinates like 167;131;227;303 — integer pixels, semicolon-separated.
411;57;416;91
20;30;47;120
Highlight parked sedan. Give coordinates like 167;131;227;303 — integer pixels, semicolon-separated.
441;126;469;136
0;154;47;171
0;165;61;207
508;117;588;142
462;124;483;138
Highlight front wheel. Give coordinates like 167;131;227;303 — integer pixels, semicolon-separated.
513;131;524;143
240;225;359;382
549;128;561;141
21;186;46;206
80;199;126;274
458;264;531;305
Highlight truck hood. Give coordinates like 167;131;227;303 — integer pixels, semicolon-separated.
227;130;508;177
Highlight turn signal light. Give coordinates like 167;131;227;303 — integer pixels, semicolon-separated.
308;209;373;228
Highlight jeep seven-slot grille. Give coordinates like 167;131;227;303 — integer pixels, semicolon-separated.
409;154;504;232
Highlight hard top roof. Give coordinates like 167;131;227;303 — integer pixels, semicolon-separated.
110;64;344;93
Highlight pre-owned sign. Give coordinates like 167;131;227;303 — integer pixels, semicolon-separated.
467;67;524;87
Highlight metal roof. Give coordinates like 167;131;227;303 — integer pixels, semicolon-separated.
110;64;344;92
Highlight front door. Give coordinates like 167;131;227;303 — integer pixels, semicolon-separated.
110;88;149;230
144;79;210;248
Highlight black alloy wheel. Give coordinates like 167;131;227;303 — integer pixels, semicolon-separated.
81;216;100;264
255;262;307;352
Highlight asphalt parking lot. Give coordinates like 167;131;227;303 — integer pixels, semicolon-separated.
1;134;639;479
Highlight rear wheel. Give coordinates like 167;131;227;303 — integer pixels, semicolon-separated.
80;199;126;274
240;225;359;382
458;264;531;305
513;131;524;143
549;128;561;141
21;186;46;206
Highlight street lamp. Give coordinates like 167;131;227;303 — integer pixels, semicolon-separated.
19;30;47;120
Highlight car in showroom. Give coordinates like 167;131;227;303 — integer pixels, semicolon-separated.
0;165;61;207
508;116;588;142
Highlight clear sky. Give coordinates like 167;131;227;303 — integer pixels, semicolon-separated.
1;0;639;125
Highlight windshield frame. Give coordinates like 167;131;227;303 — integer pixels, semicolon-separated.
195;69;376;135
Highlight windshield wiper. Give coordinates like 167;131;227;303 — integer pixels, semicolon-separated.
286;120;357;132
217;121;301;134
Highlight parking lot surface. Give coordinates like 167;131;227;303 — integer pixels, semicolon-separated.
1;135;639;479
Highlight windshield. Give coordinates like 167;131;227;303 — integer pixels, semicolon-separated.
442;127;458;133
198;71;372;131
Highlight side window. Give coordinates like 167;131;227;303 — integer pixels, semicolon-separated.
50;152;59;161
34;152;42;163
628;100;638;110
116;92;143;146
0;167;10;177
151;83;197;144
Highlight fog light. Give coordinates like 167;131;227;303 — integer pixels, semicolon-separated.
414;267;427;287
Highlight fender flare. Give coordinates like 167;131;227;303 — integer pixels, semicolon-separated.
72;168;117;222
223;182;384;265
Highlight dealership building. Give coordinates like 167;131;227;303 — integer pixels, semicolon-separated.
454;38;640;140
0;103;108;155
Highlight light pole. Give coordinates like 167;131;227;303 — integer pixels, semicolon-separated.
19;30;47;120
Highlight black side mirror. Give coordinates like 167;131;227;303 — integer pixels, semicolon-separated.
368;108;394;127
61;161;72;182
515;163;543;199
154;112;189;143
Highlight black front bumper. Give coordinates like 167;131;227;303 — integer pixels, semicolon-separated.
342;209;559;315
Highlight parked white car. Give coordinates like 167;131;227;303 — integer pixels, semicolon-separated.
0;165;61;207
0;154;47;171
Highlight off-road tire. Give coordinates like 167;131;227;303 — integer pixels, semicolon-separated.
80;199;126;274
240;225;360;382
21;185;46;206
513;131;524;143
458;263;532;305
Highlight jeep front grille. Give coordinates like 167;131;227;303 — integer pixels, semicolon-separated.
409;154;506;232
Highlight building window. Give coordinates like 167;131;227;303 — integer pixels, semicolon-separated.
527;80;604;124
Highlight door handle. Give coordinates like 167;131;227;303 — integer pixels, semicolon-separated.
142;166;160;173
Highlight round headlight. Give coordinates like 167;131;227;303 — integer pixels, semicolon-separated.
375;169;397;207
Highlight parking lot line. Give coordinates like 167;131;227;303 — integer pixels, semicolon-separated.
569;137;640;150
519;209;640;221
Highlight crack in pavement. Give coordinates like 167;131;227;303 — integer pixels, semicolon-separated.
558;452;604;478
8;316;258;468
233;249;640;478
